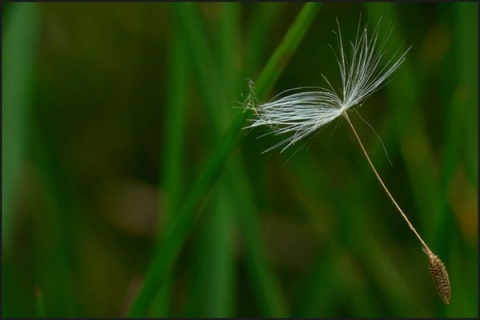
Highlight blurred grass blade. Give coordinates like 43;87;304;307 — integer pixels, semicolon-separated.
254;3;321;99
172;3;230;131
150;20;190;317
2;3;77;317
2;3;40;317
126;3;321;316
226;167;290;316
160;14;189;232
177;3;290;316
245;3;284;75
218;2;241;102
35;287;47;317
176;3;238;316
449;2;478;188
185;189;236;317
192;3;239;316
443;4;478;317
2;2;40;252
28;117;80;316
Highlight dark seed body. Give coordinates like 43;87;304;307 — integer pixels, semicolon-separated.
428;253;451;305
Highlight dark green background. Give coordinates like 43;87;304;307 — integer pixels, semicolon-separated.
3;2;477;317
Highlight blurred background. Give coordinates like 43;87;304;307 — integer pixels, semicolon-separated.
2;2;477;318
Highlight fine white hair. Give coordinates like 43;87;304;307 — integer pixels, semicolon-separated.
244;17;410;153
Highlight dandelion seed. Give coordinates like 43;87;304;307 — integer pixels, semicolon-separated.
243;17;451;305
244;17;409;153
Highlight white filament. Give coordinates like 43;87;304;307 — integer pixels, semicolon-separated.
244;18;410;153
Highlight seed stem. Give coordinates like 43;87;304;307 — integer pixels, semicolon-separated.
342;111;432;255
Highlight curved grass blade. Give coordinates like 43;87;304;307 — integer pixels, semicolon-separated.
126;3;322;316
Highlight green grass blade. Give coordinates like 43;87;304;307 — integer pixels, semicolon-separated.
443;4;478;317
28;121;81;317
172;3;231;131
35;287;47;317
3;3;40;317
161;31;189;220
126;3;321;316
182;4;239;316
2;2;40;252
194;3;239;316
150;21;190;317
218;2;241;99
226;165;290;316
245;3;284;75
450;3;478;188
184;187;236;317
254;3;322;99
